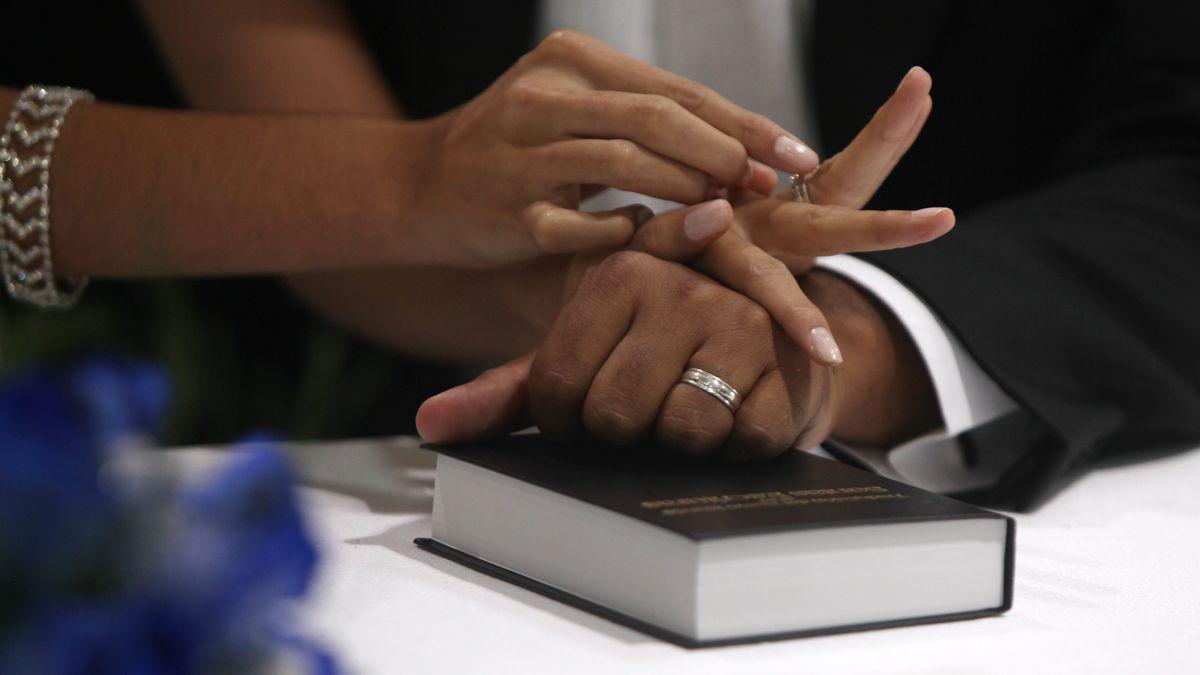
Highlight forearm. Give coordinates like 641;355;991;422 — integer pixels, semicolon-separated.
285;257;568;365
136;0;399;115
0;87;437;278
800;269;940;447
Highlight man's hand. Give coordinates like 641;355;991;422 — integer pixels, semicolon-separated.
417;253;939;455
529;251;831;455
799;270;940;447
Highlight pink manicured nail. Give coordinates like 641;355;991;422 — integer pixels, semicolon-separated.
912;207;950;219
684;200;729;241
774;135;819;174
809;327;843;365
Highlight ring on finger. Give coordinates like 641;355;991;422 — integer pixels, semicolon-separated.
679;367;741;413
790;173;811;203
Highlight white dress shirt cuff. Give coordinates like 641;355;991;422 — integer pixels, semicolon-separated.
814;255;1019;493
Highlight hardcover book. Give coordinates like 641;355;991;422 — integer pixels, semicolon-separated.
417;435;1014;647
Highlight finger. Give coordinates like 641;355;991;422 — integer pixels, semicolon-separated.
654;319;775;457
727;161;779;207
540;31;820;174
746;160;779;196
694;235;843;366
415;354;534;444
542;139;712;204
529;251;644;442
581;320;700;447
792;366;838;452
739;199;957;256
522;202;653;254
555;91;752;187
806;66;934;208
721;369;807;461
625;199;732;261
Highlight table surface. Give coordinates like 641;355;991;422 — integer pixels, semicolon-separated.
169;438;1200;674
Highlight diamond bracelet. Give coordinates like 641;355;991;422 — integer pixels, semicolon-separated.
0;85;94;310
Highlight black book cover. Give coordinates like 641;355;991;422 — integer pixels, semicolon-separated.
417;434;1015;647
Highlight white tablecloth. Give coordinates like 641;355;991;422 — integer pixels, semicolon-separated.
169;438;1200;674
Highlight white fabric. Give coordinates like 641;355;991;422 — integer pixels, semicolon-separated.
166;438;1200;673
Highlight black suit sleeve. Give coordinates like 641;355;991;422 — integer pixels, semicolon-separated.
859;3;1200;510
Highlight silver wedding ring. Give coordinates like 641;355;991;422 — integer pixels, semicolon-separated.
679;367;741;413
790;172;810;203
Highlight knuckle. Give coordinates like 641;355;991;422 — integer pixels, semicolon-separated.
526;208;565;252
733;299;772;332
530;221;569;253
744;255;792;284
671;272;706;303
530;207;590;252
729;416;789;459
804;204;839;228
599;248;650;276
640;95;677;121
668;81;709;112
538;29;586;59
722;144;750;182
583;398;642;445
604;139;641;172
682;173;713;204
658;404;727;456
529;362;587;404
506;78;546;107
581;250;648;293
867;213;898;247
737;111;777;149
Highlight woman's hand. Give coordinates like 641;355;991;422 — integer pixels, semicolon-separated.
408;30;820;268
677;66;951;365
545;67;948;367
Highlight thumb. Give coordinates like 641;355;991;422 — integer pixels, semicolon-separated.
522;202;653;254
415;353;535;444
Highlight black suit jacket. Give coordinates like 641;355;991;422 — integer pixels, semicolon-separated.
4;1;1198;510
812;1;1200;509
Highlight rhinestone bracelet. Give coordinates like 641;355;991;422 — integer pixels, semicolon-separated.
0;85;93;310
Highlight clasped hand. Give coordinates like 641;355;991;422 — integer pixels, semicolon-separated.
417;38;950;458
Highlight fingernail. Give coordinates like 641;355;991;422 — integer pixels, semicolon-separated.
774;135;819;174
809;327;843;365
683;200;729;241
912;207;949;220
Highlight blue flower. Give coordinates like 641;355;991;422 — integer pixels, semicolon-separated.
150;440;322;669
0;359;335;674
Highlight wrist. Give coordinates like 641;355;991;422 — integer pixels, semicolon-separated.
353;116;443;264
798;269;940;447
